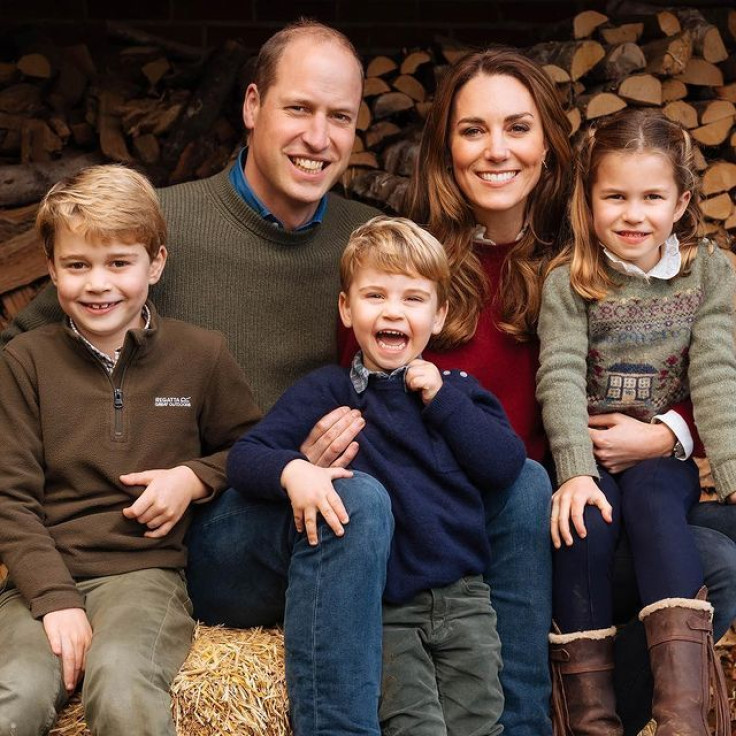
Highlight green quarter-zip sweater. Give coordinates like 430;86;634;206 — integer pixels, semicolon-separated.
0;306;261;618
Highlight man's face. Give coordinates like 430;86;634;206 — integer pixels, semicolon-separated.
243;37;363;231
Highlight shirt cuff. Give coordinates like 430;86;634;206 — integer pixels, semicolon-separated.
652;410;693;460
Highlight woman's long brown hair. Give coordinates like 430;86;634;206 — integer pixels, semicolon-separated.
407;46;572;348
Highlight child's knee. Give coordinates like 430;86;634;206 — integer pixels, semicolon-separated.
83;656;174;736
0;669;61;736
333;472;393;532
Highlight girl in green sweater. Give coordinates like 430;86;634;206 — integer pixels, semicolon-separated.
537;109;733;736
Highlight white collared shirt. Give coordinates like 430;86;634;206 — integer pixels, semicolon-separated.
603;233;681;281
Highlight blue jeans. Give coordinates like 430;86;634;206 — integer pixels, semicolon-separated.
186;472;393;736
613;502;736;735
484;459;553;736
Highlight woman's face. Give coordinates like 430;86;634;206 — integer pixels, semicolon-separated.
449;73;547;237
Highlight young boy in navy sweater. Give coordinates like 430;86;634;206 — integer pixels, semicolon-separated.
227;215;526;735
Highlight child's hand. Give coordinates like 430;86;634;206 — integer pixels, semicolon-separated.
42;607;92;693
550;476;613;549
281;459;353;545
406;359;443;404
121;466;207;538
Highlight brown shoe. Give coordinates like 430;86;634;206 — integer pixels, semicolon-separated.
549;626;624;735
638;586;730;736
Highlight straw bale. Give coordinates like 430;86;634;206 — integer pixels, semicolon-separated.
172;624;290;736
51;624;290;736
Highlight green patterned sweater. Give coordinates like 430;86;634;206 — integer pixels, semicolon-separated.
537;244;736;500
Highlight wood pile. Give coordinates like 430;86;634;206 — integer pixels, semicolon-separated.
1;7;736;330
343;5;736;251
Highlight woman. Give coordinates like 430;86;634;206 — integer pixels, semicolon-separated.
404;47;736;734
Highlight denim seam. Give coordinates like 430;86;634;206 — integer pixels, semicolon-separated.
311;525;325;736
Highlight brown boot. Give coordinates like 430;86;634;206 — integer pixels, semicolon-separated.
638;586;730;736
549;626;624;735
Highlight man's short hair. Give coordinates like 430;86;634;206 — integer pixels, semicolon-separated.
253;18;363;101
36;164;167;260
340;216;450;305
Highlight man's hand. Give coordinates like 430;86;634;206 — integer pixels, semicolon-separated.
121;465;207;538
550;476;613;549
589;413;675;474
300;406;364;468
43;608;92;693
405;359;443;405
281;459;353;545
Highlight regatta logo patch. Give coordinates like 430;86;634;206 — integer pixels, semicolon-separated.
155;397;192;407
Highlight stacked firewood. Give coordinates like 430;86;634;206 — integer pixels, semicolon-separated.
1;6;736;331
344;6;736;246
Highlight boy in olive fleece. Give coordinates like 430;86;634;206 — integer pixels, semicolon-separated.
0;165;260;736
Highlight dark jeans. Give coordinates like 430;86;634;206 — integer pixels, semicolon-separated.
553;458;703;632
614;501;736;735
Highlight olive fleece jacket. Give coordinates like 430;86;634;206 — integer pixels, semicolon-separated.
0;306;261;618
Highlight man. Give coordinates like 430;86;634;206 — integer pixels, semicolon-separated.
2;22;390;736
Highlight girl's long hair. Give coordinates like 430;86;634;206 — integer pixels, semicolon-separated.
407;46;572;348
559;108;703;301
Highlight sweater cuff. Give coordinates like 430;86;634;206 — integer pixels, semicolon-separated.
553;446;599;486
30;589;86;620
711;459;736;503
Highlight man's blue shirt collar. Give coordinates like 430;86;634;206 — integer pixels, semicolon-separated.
229;147;327;232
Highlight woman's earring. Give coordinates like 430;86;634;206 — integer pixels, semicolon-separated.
542;157;548;170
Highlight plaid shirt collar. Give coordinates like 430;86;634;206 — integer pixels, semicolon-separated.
349;351;409;395
69;304;151;374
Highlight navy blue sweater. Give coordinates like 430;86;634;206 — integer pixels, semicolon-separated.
227;364;526;603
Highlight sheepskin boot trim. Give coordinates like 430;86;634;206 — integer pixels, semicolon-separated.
549;626;623;736
639;586;730;736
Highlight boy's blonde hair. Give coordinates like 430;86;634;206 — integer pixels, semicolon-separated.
36;164;167;260
559;109;703;301
341;216;451;305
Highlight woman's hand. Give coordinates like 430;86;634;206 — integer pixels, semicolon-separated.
300;407;364;468
588;413;675;474
550;475;612;549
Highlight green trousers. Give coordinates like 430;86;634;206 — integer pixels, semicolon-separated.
380;576;504;736
0;568;194;736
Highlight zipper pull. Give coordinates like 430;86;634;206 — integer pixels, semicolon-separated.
114;388;124;408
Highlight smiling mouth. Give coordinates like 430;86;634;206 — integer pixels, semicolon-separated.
616;231;651;239
478;171;518;184
291;156;327;173
82;302;118;311
376;330;408;351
